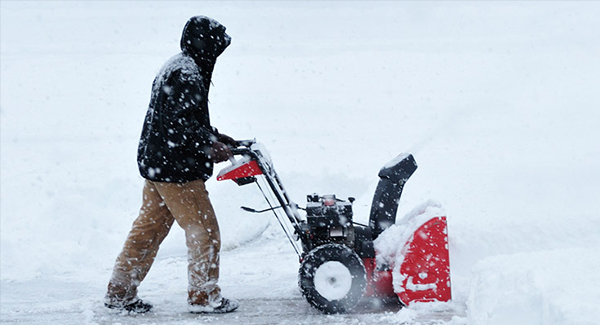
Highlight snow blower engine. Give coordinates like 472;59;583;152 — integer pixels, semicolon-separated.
302;193;355;251
217;140;451;313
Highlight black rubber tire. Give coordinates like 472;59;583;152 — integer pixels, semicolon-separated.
298;243;367;314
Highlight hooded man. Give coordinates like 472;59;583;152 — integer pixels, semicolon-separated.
104;16;239;314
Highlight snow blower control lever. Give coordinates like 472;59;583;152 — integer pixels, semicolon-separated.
217;140;451;313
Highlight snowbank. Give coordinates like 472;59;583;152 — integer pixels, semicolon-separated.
467;248;600;325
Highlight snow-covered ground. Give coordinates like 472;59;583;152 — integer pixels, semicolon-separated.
2;1;599;324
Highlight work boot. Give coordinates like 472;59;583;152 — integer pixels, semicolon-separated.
189;297;239;314
105;298;153;314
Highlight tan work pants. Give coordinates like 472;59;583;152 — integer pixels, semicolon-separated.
106;179;221;306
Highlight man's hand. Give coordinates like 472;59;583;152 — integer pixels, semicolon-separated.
210;141;233;163
216;133;237;147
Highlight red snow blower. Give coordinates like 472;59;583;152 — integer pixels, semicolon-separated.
217;140;451;313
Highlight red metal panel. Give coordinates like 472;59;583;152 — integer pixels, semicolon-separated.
363;258;396;298
396;216;451;305
216;160;263;182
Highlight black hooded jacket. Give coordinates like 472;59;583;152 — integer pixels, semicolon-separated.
137;16;231;183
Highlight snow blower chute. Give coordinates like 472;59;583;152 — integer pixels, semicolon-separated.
217;140;451;313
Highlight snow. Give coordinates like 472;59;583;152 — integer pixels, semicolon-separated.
313;261;353;301
2;1;600;324
467;248;600;325
383;153;412;169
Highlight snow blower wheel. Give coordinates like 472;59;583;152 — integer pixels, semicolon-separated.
299;243;367;314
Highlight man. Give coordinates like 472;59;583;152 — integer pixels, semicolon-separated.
104;16;239;314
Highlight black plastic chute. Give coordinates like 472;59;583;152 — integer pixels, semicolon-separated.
368;154;418;240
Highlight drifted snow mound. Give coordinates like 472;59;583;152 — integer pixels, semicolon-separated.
467;247;600;325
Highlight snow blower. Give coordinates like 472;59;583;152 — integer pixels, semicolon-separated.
217;140;451;313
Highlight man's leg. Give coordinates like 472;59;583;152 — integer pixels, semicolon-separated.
105;180;175;307
154;179;222;306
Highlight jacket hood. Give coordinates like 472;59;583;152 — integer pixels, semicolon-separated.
180;16;231;61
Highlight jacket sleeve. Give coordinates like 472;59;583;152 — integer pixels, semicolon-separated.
160;70;216;151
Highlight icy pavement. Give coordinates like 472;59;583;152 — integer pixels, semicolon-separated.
1;282;463;325
0;227;465;325
92;298;460;325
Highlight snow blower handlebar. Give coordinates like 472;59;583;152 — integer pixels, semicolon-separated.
217;140;306;256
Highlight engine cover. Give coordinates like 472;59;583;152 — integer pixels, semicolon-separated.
303;194;355;251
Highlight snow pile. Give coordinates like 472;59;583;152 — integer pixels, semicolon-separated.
467;248;600;325
445;215;600;324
